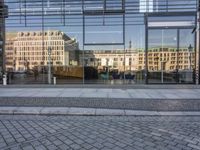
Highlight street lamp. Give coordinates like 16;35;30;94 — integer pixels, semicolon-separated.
48;46;52;84
188;44;193;70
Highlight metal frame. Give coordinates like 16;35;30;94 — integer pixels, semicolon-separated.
82;0;126;83
82;0;125;46
146;12;197;84
197;0;200;84
145;13;148;84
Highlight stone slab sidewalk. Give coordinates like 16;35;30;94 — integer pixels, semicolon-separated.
1;84;200;89
0;87;200;99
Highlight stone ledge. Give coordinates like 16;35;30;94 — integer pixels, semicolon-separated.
1;107;200;116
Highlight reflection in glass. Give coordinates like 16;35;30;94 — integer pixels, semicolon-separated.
2;0;197;85
148;29;178;83
178;29;195;83
148;29;195;84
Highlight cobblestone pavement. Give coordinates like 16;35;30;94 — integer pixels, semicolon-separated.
0;115;200;150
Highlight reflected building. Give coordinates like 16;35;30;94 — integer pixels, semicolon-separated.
0;1;8;75
79;50;139;73
79;46;195;75
5;32;16;71
138;48;195;71
1;0;198;84
5;31;79;71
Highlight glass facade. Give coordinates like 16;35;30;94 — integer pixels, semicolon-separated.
0;0;199;84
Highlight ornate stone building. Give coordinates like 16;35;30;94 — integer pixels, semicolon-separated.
5;30;79;71
79;50;139;73
79;47;195;74
0;1;8;74
138;48;195;71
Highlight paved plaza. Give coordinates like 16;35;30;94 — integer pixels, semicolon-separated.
0;115;200;150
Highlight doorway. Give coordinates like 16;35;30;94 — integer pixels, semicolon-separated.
147;28;195;84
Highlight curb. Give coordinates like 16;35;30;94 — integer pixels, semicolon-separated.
1;107;200;116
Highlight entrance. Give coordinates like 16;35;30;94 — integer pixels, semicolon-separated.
148;28;195;84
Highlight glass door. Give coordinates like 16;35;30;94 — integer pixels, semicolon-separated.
148;29;178;83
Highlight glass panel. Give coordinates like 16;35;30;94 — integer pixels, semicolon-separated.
126;25;145;84
84;15;124;45
83;45;125;84
42;27;83;84
4;0;84;84
5;0;44;84
178;29;195;83
148;16;196;28
148;29;178;83
82;25;145;85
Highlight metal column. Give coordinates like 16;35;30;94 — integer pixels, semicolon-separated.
195;1;200;84
145;13;148;84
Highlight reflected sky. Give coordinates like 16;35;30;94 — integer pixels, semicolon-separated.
4;0;197;50
149;29;194;49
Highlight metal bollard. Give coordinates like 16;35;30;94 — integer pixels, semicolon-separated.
53;77;56;85
3;74;7;85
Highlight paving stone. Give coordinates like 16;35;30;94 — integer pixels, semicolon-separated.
0;115;199;150
58;144;70;150
69;143;81;149
52;140;63;146
16;138;26;143
45;145;57;150
0;142;7;148
22;145;35;150
10;146;21;150
188;143;200;150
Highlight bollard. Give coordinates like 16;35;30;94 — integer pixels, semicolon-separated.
3;74;7;86
53;77;56;85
